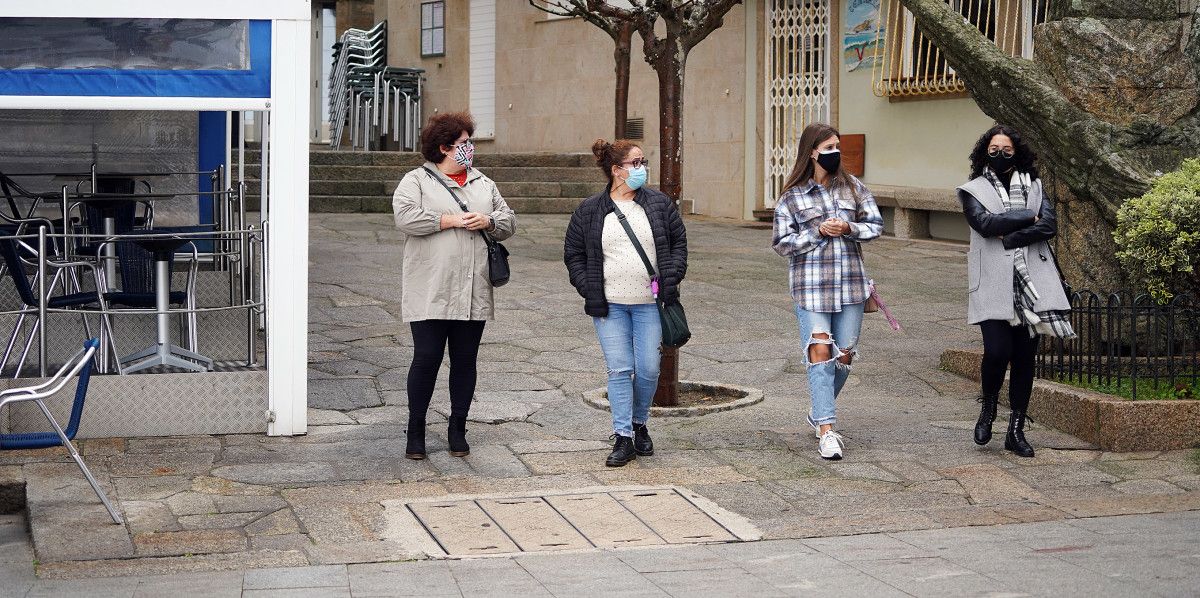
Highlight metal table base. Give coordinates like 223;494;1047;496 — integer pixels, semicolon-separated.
118;256;212;374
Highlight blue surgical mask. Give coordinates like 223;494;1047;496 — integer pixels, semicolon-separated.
623;165;647;191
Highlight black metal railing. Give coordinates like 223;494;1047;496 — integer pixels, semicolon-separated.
1036;291;1200;400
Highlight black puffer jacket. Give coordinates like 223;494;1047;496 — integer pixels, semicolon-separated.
563;186;688;317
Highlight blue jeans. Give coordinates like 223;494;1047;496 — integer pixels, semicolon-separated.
795;302;865;426
594;303;662;437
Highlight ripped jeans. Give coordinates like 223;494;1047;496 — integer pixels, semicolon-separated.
795;302;865;426
594;303;663;437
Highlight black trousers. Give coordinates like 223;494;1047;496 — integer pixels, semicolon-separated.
407;319;486;424
978;320;1038;413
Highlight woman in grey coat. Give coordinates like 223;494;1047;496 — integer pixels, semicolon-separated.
958;125;1075;458
392;112;516;460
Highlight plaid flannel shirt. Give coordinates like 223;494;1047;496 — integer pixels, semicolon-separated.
772;177;884;313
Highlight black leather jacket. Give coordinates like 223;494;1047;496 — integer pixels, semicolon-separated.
958;189;1058;250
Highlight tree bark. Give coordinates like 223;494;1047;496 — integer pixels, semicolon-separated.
613;22;634;139
652;35;687;203
896;0;1200;291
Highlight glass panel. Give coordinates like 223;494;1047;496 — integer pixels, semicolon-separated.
433;4;444;27
422;30;434;55
433;29;444;55
422;4;433;29
0;18;249;70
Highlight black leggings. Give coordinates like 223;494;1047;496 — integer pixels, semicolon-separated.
979;320;1038;413
407;319;486;423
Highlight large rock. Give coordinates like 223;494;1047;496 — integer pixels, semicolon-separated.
1060;0;1180;20
1036;18;1199;127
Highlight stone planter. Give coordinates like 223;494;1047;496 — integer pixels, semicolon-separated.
941;349;1200;451
582;381;764;417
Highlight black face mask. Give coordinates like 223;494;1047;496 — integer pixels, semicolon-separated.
988;153;1016;174
815;150;841;174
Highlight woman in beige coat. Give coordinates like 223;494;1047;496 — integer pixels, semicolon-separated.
392;112;516;460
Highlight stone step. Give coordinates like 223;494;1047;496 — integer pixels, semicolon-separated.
246;195;389;213
503;197;583;214
244;179;601;199
236;151;593;168
242;165;602;183
246;195;583;214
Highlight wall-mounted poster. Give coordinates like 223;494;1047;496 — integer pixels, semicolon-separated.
844;0;884;72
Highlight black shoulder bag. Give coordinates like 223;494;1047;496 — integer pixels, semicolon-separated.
423;167;510;287
611;201;690;348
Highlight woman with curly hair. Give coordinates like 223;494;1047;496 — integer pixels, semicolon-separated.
391;111;517;460
958;124;1075;458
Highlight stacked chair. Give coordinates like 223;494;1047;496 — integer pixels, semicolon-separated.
328;21;425;151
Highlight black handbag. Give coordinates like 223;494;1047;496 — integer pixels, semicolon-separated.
423;167;510;287
611;201;691;348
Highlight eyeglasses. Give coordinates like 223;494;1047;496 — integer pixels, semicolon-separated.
450;140;474;149
622;158;650;168
987;147;1015;158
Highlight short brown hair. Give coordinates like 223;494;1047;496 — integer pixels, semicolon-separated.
420;112;475;163
591;138;641;185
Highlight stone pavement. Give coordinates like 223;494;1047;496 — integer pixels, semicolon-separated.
1;214;1199;579
3;510;1198;596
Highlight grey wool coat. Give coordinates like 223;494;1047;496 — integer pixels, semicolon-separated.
957;176;1069;325
392;163;517;322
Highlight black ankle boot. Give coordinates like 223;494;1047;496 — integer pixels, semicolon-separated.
1004;411;1035;458
606;435;637;467
633;423;654;456
448;416;470;457
405;421;426;460
974;393;999;446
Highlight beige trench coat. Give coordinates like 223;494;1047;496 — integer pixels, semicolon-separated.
392;163;517;322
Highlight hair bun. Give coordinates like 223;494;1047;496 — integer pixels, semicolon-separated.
591;138;611;160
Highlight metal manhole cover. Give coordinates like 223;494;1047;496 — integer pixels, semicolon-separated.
383;486;761;558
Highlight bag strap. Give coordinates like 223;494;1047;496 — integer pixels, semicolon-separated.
610;200;657;280
422;166;496;246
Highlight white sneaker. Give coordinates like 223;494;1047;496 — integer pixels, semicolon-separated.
818;430;844;460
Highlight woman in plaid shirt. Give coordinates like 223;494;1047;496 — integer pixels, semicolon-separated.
772;123;884;460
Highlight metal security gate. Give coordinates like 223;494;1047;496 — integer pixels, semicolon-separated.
764;0;831;207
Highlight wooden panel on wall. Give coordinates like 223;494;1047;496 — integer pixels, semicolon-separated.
841;133;865;177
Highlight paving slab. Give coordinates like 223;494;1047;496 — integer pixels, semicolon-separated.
12;215;1200;577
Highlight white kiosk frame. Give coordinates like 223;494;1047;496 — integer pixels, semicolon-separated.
0;0;310;436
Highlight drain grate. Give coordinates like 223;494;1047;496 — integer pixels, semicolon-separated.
401;487;745;557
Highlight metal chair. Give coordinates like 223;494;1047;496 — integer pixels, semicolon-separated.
0;338;123;524
0;234;118;377
99;232;201;355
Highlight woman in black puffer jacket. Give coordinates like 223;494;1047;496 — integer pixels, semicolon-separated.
564;139;688;468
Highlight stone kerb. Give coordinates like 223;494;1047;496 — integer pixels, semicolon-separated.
941;348;1200;451
582;381;764;417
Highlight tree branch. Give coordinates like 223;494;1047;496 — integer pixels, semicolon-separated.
898;0;1149;215
679;0;743;50
530;0;623;38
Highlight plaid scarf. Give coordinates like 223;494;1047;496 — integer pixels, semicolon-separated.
984;168;1076;340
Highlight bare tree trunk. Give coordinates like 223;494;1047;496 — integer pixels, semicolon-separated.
613;22;634;139
652;36;687;204
649;33;687;407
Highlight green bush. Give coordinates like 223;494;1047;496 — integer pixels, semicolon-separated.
1114;158;1200;303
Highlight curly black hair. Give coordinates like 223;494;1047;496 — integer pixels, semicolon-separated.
968;124;1040;180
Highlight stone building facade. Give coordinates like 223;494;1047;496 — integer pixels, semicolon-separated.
369;0;1041;240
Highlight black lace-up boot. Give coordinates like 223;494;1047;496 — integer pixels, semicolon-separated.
974;393;999;445
633;423;654;456
606;435;637;467
1004;411;1035;458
